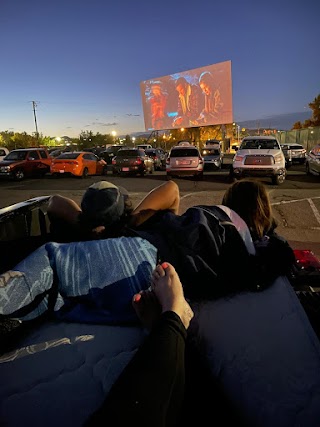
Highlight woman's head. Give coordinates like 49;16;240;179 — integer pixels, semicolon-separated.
222;179;276;240
79;181;133;236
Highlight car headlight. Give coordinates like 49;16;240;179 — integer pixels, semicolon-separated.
274;154;283;164
0;166;11;172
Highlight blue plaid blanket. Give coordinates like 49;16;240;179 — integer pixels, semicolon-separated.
0;237;157;324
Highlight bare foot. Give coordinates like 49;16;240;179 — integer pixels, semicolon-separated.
132;290;161;331
151;262;194;330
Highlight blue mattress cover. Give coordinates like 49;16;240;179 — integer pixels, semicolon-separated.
189;275;320;427
0;321;146;426
1;243;320;426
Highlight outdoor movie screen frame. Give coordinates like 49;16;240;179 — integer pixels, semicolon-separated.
140;60;233;132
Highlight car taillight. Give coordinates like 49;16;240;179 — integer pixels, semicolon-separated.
234;155;244;161
134;158;142;165
294;250;320;271
112;159;116;165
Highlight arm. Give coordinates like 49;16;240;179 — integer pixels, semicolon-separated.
130;181;180;227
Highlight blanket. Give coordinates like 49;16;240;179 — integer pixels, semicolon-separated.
0;237;158;324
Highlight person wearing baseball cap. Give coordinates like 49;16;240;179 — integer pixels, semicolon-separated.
79;181;131;231
47;180;180;241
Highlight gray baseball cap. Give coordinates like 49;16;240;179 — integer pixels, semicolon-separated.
80;181;129;227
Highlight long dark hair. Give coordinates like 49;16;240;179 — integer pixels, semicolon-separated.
222;179;277;240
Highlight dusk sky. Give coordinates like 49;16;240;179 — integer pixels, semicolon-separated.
0;0;319;138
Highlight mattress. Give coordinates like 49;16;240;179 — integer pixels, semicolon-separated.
1;231;320;427
189;275;320;427
0;320;146;426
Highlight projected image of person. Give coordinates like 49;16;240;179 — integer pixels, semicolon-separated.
147;81;167;130
172;76;202;128
197;71;223;124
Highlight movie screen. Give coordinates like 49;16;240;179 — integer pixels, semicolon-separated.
140;60;233;131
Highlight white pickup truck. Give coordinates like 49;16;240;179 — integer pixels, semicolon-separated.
231;135;286;185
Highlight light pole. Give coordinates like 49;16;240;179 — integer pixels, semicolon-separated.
32;101;39;146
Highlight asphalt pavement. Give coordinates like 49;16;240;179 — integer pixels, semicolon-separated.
0;156;320;259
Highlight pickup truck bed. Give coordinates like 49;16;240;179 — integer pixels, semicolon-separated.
1;197;320;427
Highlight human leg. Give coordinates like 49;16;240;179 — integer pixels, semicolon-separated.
84;262;193;427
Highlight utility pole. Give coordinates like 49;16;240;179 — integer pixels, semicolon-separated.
32;101;39;146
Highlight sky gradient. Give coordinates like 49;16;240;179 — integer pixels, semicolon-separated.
0;0;319;138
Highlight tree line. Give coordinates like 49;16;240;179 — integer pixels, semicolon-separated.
1;94;318;150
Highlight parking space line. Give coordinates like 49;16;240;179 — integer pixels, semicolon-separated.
308;199;320;226
272;196;320;206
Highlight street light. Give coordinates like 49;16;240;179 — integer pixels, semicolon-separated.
132;137;136;146
111;130;117;143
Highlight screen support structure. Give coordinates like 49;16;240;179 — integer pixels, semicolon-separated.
146;130;159;146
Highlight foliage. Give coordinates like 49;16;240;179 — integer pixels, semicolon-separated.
292;94;320;129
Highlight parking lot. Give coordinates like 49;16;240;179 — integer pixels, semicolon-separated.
0;159;320;258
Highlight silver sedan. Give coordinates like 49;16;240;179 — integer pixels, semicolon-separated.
306;145;320;176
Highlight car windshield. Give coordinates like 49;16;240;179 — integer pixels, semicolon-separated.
201;149;220;156
4;151;28;160
105;146;126;153
240;139;280;149
56;153;80;159
145;150;156;155
290;145;304;150
170;148;199;157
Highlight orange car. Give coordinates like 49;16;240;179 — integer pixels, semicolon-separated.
50;152;106;178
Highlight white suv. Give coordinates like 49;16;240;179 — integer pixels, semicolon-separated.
231;136;286;185
166;143;204;180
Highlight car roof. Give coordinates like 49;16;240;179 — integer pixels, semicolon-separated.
171;144;198;150
242;136;278;140
12;147;43;151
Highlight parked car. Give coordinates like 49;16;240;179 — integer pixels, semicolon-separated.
231;136;286;185
49;149;65;158
0;148;51;180
136;144;152;150
305;145;320;176
201;145;223;170
281;143;306;165
0;147;9;162
166;144;204;179
280;144;293;168
99;145;128;165
50;152;106;178
145;148;166;170
111;148;154;176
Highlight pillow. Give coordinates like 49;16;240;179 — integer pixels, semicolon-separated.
46;237;158;324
